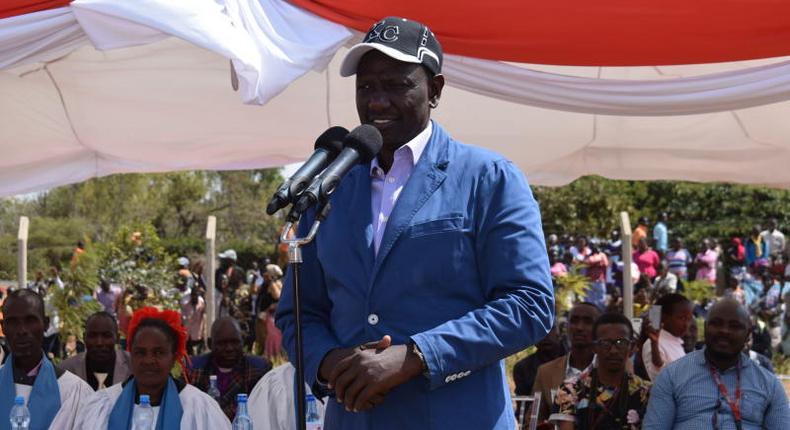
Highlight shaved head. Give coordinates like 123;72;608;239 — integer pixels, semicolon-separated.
210;317;244;368
210;317;242;341
707;298;750;329
705;298;751;362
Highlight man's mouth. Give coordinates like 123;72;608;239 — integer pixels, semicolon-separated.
14;340;32;349
369;118;397;127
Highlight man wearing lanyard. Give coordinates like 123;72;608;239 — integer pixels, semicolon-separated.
643;298;789;429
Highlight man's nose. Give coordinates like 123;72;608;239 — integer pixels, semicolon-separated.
367;92;391;111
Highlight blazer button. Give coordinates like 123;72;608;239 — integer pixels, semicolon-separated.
367;314;379;325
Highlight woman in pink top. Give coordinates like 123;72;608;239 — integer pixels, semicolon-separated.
633;237;660;279
694;238;718;283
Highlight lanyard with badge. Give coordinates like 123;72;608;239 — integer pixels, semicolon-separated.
709;363;742;430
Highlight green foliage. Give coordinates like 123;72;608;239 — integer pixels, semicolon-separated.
0;168;285;281
98;224;178;310
51;241;102;341
533;176;790;248
773;354;790;375
553;267;591;316
682;280;717;304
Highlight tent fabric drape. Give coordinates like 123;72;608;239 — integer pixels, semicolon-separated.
288;0;790;66
2;0;790;196
0;0;71;19
442;55;790;116
0;7;86;69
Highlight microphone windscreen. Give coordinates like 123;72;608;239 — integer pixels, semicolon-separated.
314;126;348;156
344;124;383;163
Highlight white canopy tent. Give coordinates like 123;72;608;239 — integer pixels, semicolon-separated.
2;0;790;197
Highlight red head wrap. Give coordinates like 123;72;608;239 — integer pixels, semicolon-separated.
126;306;190;381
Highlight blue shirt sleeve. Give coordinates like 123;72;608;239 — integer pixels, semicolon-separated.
763;374;790;430
642;367;676;430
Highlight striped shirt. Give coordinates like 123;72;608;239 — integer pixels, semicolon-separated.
643;349;790;430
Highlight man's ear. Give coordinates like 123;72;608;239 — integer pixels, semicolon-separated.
429;74;445;108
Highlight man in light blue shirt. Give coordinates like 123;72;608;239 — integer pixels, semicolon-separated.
643;298;789;430
652;212;668;254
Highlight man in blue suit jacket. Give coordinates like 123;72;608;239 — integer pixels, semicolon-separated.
276;16;554;430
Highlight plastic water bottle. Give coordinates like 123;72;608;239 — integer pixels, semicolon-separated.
306;394;322;430
208;375;221;402
232;393;252;430
9;396;30;430
133;394;154;430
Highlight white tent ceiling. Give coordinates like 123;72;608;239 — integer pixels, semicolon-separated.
2;2;790;196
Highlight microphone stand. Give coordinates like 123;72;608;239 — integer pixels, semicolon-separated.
279;203;331;430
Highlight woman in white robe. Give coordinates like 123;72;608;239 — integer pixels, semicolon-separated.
75;381;229;429
74;307;230;429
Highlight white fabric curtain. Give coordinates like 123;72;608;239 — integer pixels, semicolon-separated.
0;7;87;69
2;2;790;115
1;0;352;104
444;55;790;116
3;1;790;196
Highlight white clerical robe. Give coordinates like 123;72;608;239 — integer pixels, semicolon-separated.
6;368;93;430
248;363;326;430
73;383;231;429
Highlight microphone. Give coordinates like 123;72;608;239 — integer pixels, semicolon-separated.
293;124;383;214
265;127;348;215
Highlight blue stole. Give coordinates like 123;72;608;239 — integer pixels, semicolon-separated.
108;377;183;430
0;354;61;430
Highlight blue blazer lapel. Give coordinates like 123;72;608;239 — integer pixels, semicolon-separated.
371;122;449;282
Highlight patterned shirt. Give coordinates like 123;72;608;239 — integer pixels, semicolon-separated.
551;368;651;430
665;249;691;279
642;349;790;430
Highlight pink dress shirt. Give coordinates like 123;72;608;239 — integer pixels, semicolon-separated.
370;122;432;255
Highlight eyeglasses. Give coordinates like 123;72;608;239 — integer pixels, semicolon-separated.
593;338;631;350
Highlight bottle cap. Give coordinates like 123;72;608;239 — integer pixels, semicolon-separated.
14;396;24;406
139;394;150;405
237;393;248;403
306;394;316;401
210;375;217;381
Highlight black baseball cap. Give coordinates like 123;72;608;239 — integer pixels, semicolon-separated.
340;16;443;77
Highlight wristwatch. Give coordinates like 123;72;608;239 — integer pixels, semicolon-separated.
408;342;430;378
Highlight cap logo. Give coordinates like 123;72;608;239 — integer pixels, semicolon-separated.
365;21;399;43
417;47;440;65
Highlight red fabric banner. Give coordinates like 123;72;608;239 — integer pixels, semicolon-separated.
0;0;71;19
290;0;790;66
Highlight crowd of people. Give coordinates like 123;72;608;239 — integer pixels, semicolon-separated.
513;215;790;429
546;215;790;358
0;286;322;429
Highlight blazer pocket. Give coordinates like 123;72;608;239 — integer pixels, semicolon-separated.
408;216;464;238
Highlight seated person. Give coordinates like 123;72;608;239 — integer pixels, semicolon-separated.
248;362;327;430
186;317;271;421
550;312;651;430
643;298;789;429
533;303;599;422
514;325;565;397
642;294;693;380
0;289;93;428
76;307;230;429
61;311;131;390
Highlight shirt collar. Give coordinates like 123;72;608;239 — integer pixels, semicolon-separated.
370;121;433;176
660;328;685;345
694;348;752;370
26;357;44;377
